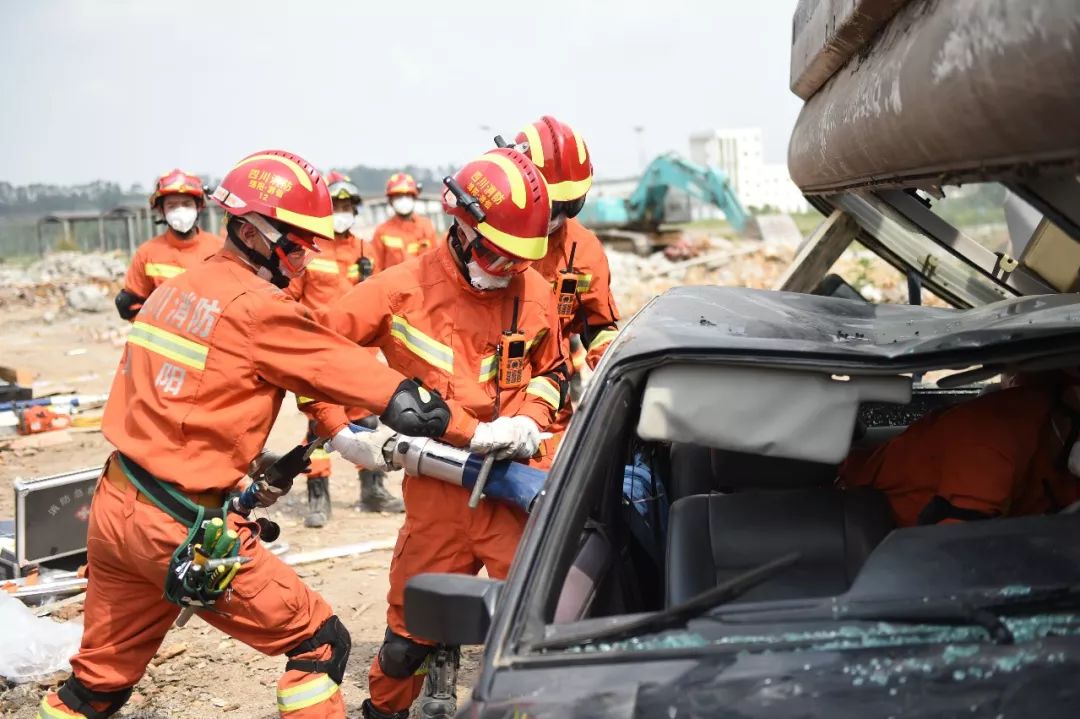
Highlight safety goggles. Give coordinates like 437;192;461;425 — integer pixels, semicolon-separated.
551;196;586;221
458;222;531;276
244;214;319;274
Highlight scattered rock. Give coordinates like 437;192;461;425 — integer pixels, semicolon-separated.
64;285;110;313
151;642;188;666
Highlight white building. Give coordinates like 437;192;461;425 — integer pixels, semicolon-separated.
689;128;810;214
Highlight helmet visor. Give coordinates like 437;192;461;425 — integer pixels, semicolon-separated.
458;222;530;276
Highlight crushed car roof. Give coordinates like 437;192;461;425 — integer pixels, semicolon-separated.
609;287;1080;370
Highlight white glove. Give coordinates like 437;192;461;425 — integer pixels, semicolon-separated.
469;416;518;458
506;416;541;460
329;424;396;472
469;416;541;460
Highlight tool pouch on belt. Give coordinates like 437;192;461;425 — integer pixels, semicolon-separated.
116;455;235;609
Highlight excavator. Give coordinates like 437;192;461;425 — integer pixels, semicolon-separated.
576;153;757;254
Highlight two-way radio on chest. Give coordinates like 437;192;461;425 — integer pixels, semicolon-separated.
556;241;582;319
493;296;527;418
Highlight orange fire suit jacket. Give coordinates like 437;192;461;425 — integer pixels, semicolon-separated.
840;384;1080;527
287;232;374;311
370;213;438;272
103;251;431;494
314;240;570;442
123;228;223;301
533;219;620;369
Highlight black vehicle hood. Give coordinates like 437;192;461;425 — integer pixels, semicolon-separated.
610;287;1080;369
466;633;1080;718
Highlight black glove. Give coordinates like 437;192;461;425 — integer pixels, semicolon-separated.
115;289;146;321
380;378;451;438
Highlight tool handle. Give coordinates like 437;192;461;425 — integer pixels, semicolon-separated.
468;454;496;509
174;606;196;627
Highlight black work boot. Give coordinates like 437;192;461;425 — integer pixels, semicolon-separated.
417;646;459;718
304;476;332;528
361;699;409;719
357;470;405;513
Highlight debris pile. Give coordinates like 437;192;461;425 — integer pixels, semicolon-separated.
608;240;939;316
0;252;126;312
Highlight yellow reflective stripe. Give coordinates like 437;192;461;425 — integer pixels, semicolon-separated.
235;153;313;191
128;321;209;371
381;235;405;249
572;125;588;164
310;448;330;460
522;124;545;168
275;206;335;241
36;697;80;719
588;328;619;352
478;331;546;383
407;242;420;254
526;377;561;409
476;220;547;261
307;258;340;274
576;274;593;292
479;354;497;383
277;675;340;713
482;151;528;209
297;395;314;405
390;315;453;373
547;175;593;202
346;263;360;278
145;263;185;278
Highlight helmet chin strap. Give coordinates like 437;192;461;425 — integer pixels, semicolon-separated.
226;216;291;289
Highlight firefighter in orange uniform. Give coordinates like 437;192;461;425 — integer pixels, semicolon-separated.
316;148;569;719
370;173;438;271
114;169;223;321
840;373;1080;527
38;150;474;719
509;116;620;465
287;172;399;526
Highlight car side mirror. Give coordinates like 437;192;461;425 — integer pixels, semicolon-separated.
404;573;503;645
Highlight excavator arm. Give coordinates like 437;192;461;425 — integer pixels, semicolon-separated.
624;154;750;233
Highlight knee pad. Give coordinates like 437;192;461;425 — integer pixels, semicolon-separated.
57;675;132;719
377;627;433;679
285;615;352;685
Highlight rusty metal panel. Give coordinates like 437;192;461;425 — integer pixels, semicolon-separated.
789;0;1080;194
790;0;909;100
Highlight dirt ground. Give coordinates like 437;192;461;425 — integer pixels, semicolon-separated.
0;305;479;718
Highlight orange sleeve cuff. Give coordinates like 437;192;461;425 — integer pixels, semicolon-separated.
516;400;555;432
441;401;479;447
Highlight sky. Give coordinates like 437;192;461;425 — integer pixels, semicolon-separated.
0;0;804;186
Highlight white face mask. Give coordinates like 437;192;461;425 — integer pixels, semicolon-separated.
1068;440;1080;477
466;260;511;290
391;196;416;216
332;211;355;235
165;206;198;234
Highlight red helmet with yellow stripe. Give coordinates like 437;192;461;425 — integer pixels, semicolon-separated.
514;116;593;203
149;169;205;208
210;149;334;245
443;148;550;272
386;172;421;197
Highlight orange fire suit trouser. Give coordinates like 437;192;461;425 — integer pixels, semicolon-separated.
367;475;526;714
39;456;345;718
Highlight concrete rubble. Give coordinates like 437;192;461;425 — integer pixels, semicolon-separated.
0;252;126;312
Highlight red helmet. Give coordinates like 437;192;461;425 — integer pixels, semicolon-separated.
210;149;334;247
515;116;593;203
386;172;420;197
326;171;362;205
443;148;550;269
149;169;205;208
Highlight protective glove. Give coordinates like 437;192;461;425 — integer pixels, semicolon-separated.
506;416;542;460
247;450;291;508
329;424;396;472
469;416;518;458
470;416;541;460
